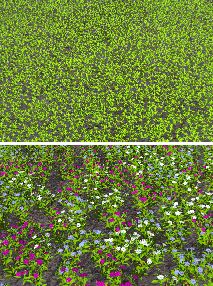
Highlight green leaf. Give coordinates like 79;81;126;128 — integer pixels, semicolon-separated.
151;280;160;284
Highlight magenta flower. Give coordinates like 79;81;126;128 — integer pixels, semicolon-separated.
107;253;112;258
72;267;78;273
120;282;133;286
57;189;62;193
131;190;138;195
79;272;88;277
2;240;9;246
100;259;105;264
16;255;21;260
96;281;105;286
23;259;29;265
16;272;23;277
33;273;39;279
36;259;43;266
127;221;132;227
49;224;54;228
98;250;103;254
2;249;9;255
115;227;120;232
115;212;121;216
66;277;72;282
109;218;115;222
29;253;35;260
201;227;206;232
110;271;121;277
139;197;147;202
203;215;209;219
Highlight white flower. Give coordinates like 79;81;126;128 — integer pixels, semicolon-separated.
76;223;81;227
147;258;152;264
94;188;97;190
34;244;39;249
139;239;149;246
84;179;88;182
183;181;188;185
37;195;42;200
58;219;62;223
32;235;37;239
168;221;173;225
173;202;178;207
120;230;126;234
61;210;65;214
175;211;182;216
187;210;195;214
135;248;142;254
205;205;210;208
159;162;164;166
116;246;121;251
144;220;149;225
147;231;154;237
172;181;177;184
157;275;164;280
186;175;191;180
45;233;50;237
121;247;126;252
192;216;197;219
191;198;196;201
188;188;192;192
165;211;171;215
153;250;161;255
187;201;194;206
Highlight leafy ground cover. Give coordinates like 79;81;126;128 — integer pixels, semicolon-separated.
1;0;213;141
0;145;212;286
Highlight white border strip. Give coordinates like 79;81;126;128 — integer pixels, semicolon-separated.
0;142;212;146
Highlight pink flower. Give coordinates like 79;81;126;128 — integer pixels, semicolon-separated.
23;259;29;265
107;253;112;258
127;221;132;227
201;228;206;232
115;227;120;232
57;189;62;193
79;272;88;277
96;281;106;286
131;190;138;195
203;215;209;219
49;224;54;228
66;277;72;282
29;253;35;260
16;272;23;277
100;259;105;264
115;212;121;216
72;267;78;273
120;282;133;286
139;197;147;202
36;259;43;266
110;271;121;277
2;249;9;255
98;250;103;254
109;218;115;222
16;256;21;260
33;273;39;279
2;240;9;246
